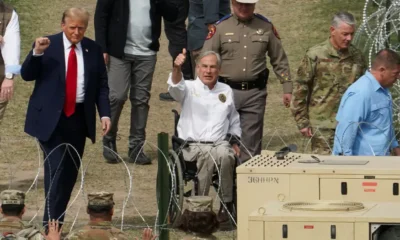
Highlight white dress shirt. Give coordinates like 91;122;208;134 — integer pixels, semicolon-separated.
63;33;85;103
1;10;21;75
168;74;241;142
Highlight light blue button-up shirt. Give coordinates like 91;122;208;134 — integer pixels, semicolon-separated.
333;71;399;156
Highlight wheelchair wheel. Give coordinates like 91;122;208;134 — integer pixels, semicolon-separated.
167;149;184;227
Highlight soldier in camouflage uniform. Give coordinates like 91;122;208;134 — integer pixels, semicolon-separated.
290;11;367;154
0;190;42;240
65;192;128;240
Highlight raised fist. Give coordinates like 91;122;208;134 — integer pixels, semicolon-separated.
34;37;51;55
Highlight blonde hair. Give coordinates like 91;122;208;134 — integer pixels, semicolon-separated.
62;8;90;26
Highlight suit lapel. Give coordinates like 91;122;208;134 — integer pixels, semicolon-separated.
55;33;66;82
81;38;90;89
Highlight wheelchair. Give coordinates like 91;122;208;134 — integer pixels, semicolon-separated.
162;109;239;227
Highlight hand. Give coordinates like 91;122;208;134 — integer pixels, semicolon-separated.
174;48;187;69
101;117;111;136
0;35;4;44
0;79;13;101
44;219;62;240
232;143;240;157
207;24;214;32
393;147;400;156
103;53;109;65
300;127;312;137
283;93;292;108
34;37;51;55
134;228;157;240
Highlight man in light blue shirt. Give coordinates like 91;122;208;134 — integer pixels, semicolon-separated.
333;49;400;156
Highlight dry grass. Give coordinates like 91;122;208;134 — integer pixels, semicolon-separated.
0;0;366;239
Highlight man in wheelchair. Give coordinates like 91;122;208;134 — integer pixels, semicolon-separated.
167;49;241;224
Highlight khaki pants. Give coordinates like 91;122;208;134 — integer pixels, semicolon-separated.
0;77;7;125
310;128;335;155
182;141;236;202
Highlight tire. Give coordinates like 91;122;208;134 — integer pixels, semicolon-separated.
168;150;184;227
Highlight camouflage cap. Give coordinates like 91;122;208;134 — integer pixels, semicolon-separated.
0;190;25;205
186;196;213;212
88;192;114;207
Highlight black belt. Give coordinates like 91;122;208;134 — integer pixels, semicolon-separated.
186;140;215;144
219;78;265;90
218;69;269;90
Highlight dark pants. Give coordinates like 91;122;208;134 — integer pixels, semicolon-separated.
164;0;193;79
105;54;157;148
40;104;87;225
233;88;268;162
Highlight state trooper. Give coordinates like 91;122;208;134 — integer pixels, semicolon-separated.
202;0;292;162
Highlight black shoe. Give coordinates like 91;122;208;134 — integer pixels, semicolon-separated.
128;147;152;165
217;202;233;223
217;202;236;231
103;139;120;164
159;92;175;102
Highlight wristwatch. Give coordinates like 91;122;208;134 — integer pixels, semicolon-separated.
5;73;14;80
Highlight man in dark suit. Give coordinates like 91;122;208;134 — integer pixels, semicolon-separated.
20;8;111;226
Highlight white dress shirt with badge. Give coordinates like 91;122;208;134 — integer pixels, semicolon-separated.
167;74;241;142
2;10;21;76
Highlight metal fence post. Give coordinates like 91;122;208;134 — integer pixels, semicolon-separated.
157;132;170;240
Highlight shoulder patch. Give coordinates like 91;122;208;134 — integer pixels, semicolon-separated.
206;25;216;40
254;13;280;39
215;14;233;25
272;25;280;39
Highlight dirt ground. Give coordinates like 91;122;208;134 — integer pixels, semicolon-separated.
0;0;365;239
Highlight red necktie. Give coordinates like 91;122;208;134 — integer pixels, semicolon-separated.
64;44;77;117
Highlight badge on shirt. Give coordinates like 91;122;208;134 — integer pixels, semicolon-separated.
219;93;226;103
206;25;216;40
256;29;264;35
225;33;234;36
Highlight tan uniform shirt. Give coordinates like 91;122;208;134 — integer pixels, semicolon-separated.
202;13;292;93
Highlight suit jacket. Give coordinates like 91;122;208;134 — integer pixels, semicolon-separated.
20;32;111;143
187;0;230;51
94;0;179;58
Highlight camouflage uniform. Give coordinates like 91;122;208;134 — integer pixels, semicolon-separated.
0;190;42;240
65;221;127;240
65;192;128;240
290;39;367;154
